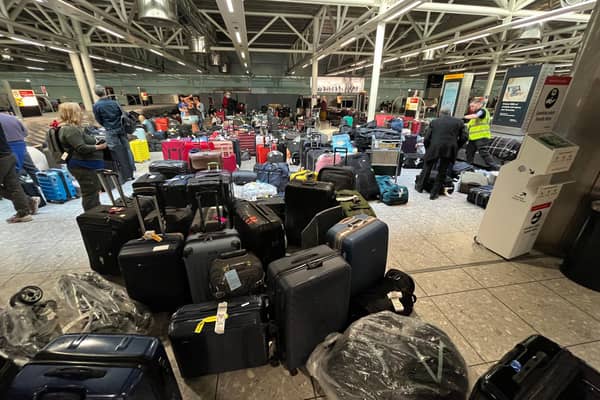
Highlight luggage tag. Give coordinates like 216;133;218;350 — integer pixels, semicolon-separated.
224;269;242;291
388;291;405;313
215;302;228;335
143;230;163;242
60;152;69;161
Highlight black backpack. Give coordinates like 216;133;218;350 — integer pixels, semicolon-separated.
45;126;68;164
120;110;137;134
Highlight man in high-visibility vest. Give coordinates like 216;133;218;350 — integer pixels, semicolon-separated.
464;99;500;170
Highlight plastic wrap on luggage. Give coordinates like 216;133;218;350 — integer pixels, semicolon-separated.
307;311;469;400
57;272;153;334
236;182;278;201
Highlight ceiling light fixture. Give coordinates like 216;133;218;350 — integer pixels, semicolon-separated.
404;66;419;71
97;26;125;40
89;55;104;60
508;45;546;54
226;0;234;13
26;66;44;70
196;69;202;73
385;1;422;23
177;61;186;66
104;58;120;64
49;46;73;53
235;31;242;44
244;62;248;67
25;57;48;63
10;36;44;47
340;37;356;48
241;51;246;59
456;33;490;45
302;63;309;68
383;57;398;63
121;62;133;67
149;49;163;56
317;54;326;61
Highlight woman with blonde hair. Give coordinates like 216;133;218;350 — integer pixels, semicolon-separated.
58;102;107;211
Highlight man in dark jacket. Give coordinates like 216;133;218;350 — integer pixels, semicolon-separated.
92;85;135;182
416;108;467;200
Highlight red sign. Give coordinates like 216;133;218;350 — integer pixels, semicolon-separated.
544;76;572;85
18;90;35;97
531;202;552;212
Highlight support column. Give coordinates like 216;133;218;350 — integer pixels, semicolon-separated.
311;16;319;108
367;19;386;121
536;0;600;255
483;59;499;98
72;20;97;102
69;52;93;112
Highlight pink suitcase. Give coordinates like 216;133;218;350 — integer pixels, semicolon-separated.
315;152;345;173
211;140;237;172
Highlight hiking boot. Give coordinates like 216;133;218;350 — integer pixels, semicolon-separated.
6;214;33;223
29;196;41;215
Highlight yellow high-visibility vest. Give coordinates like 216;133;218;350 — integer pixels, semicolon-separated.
467;108;492;141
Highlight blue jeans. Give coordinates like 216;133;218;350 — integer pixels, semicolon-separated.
106;130;136;182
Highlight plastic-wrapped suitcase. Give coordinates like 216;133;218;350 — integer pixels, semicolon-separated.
76;170;142;275
285;180;338;246
470;335;600;400
168;296;270;378
118;192;191;311
209;249;265;299
160;174;194;208
233;200;286;265
327;215;389;296
149;160;189;178
6;333;182;400
267;245;351;372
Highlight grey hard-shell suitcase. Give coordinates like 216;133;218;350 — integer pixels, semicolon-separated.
326;214;389;296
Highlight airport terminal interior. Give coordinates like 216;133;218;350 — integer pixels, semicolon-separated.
0;0;599;399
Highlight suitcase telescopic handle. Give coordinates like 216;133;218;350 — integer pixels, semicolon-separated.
195;189;223;231
132;189;166;235
333;147;348;165
95;169;126;208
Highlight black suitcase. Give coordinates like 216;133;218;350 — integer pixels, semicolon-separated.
160;174;194;208
0;354;19;398
234;200;286;265
255;196;285;223
187;172;234;218
209;249;265;300
285;180;338;246
76;170;142;275
7;333;182;400
132;172;167;193
118;193;191;311
318;166;357;191
149;160;189;178
470;335;600;400
144;206;194;236
327;214;389;296
267;245;351;372
341;153;380;200
468;185;493;209
232;170;257;185
168;296;271;378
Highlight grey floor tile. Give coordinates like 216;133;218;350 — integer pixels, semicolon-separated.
541;278;600;321
428;232;502;265
413;269;483;296
216;365;314;400
568;341;600;371
388;243;455;272
490;282;600;346
415;298;484;366
510;257;564;281
180;375;218;400
464;262;536;288
432;290;536;362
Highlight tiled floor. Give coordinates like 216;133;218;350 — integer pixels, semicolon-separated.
1;154;600;399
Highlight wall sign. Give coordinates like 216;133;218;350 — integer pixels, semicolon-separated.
525;76;572;134
317;77;365;94
12;89;38;107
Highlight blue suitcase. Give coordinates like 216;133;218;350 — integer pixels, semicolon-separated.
6;333;182;400
49;168;78;199
327;214;389;296
36;170;70;203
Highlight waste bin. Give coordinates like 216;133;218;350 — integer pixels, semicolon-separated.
561;200;600;292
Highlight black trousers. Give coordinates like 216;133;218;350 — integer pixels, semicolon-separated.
68;167;101;211
420;157;452;194
0;154;30;217
466;138;498;168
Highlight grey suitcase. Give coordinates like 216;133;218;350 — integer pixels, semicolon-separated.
326;214;389;296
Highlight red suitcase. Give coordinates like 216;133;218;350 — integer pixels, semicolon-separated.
411;120;422;135
183;141;213;162
162;139;186;160
237;131;257;156
256;144;276;164
212;141;237;172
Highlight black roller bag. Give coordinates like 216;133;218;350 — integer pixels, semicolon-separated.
468;185;493;209
76;170;142;276
470;334;600;400
149;160;189;178
160;174;194;208
285;180;338;246
255;196;285;222
318;165;357;191
267;245;351;372
209;249;265;300
168;296;271;378
188;171;234;222
118;191;191;312
341;153;380;200
233;200;286;265
143;206;194;236
6;333;182;400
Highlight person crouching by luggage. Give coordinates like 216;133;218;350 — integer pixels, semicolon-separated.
416;108;467;200
464;99;500;170
0;123;39;223
58;103;107;211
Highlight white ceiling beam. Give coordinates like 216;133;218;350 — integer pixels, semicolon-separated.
198;9;317;19
249;17;279;45
211;46;372;55
215;0;250;70
261;0;374;6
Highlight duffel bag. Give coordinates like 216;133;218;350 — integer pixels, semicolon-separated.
209;250;265;300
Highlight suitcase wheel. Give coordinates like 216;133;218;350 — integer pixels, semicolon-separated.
10;285;43;306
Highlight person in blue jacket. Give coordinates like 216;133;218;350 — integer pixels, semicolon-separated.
92;85;135;182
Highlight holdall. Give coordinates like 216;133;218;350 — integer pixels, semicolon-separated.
267;245;351;372
470;335;600;400
232;170;257;185
467;185;493;209
233;200;286;265
290;169;317;182
7;333;182;400
342;153;380;200
376;175;409;205
415;171;455;195
189;150;223;172
318;166;357;191
267;150;285;163
160;174;194;208
209;249;265;300
285;180;338;246
149;160;189;178
254;162;290;194
118;192;191;312
347;269;417;326
336;190;376;218
327;214;389;296
168;296;270;378
460;171;488;189
76;170;142;275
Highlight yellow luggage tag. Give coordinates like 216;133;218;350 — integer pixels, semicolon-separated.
143;230;163;242
194;302;229;334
